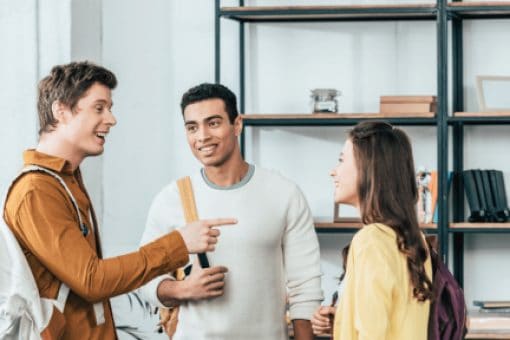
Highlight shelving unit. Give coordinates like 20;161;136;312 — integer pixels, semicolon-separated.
215;1;510;338
214;0;450;250
447;10;510;330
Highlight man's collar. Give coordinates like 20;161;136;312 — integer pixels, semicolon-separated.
23;149;75;175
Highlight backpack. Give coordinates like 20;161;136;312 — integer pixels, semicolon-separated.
426;238;467;340
0;165;103;340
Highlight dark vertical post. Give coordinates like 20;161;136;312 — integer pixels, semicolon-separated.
437;0;449;263
240;0;245;114
452;1;465;286
239;0;246;157
215;0;221;84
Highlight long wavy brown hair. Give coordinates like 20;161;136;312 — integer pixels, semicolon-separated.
348;121;433;302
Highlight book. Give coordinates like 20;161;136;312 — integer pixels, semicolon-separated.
429;171;438;223
489;170;510;222
479;307;510;314
495;171;509;212
380;102;436;114
473;170;489;221
468;309;510;332
380;95;437;103
432;171;452;223
474;301;510;309
481;170;497;221
463;170;484;222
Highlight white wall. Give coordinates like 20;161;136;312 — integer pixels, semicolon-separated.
70;0;105;224
0;1;39;196
0;0;72;194
1;0;509;338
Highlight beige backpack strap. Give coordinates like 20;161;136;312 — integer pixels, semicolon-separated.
177;177;198;224
160;177;199;338
178;177;210;269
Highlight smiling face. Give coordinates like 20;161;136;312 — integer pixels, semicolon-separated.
330;138;359;207
57;82;116;160
183;98;242;168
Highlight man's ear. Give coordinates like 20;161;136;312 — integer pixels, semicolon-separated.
234;115;243;137
51;101;70;124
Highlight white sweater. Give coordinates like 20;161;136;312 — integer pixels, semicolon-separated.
139;165;323;340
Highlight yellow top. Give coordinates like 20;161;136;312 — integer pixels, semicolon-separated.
333;223;432;340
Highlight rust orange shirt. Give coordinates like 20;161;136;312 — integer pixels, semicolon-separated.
4;150;189;339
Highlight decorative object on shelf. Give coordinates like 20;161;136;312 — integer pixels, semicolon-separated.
416;168;437;224
380;95;436;117
463;169;509;223
333;202;361;223
476;75;510;112
310;88;341;113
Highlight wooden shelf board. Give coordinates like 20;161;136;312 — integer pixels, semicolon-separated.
223;5;437;12
449;1;510;8
466;331;510;339
447;2;510;17
314;221;437;230
242;113;435;119
221;4;437;21
450;223;510;229
454;112;510;117
315;221;363;229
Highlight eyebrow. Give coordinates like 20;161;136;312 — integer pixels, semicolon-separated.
184;114;224;126
93;99;113;107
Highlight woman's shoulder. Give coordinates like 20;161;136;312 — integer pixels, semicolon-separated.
354;223;396;242
351;223;398;255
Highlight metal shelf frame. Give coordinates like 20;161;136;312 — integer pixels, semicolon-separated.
449;228;510;234
448;116;510;125
242;115;438;127
214;0;510;290
448;2;510;20
448;0;510;287
220;4;438;22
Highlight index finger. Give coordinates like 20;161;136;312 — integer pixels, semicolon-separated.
204;218;238;227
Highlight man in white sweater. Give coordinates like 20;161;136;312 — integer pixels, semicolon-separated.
138;83;323;339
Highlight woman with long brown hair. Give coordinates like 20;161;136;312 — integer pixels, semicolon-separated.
311;121;433;339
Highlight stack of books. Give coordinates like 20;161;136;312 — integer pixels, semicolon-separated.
463;169;510;222
379;95;436;117
469;301;510;335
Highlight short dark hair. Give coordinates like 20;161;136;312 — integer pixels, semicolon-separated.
180;83;238;123
37;61;117;135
